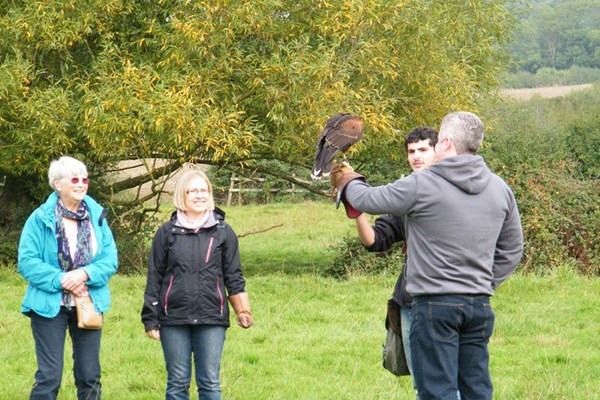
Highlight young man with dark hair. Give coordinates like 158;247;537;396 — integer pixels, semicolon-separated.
354;126;437;386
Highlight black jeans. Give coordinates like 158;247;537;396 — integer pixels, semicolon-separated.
29;307;102;400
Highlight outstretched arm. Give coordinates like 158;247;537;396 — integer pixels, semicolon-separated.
355;214;375;247
355;212;407;254
344;178;417;217
365;215;406;253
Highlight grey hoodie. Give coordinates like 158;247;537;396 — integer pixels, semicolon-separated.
345;155;523;296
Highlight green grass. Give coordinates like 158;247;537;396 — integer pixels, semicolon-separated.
221;201;356;275
2;202;600;399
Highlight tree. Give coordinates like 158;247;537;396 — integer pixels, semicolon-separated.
0;0;518;224
509;0;600;73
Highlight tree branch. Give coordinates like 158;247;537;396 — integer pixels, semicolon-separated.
224;162;331;197
237;224;283;238
107;158;186;193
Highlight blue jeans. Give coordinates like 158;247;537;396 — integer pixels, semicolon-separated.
400;306;414;377
411;295;495;400
160;325;227;400
29;307;102;400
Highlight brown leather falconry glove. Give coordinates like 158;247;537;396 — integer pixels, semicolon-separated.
228;292;253;329
329;162;366;219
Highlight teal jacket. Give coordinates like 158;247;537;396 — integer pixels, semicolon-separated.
18;192;118;318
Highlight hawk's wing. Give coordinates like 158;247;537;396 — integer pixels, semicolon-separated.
311;113;363;179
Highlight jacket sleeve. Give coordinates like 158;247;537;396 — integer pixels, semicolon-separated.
81;211;118;288
492;192;524;289
141;225;168;331
344;176;418;216
18;211;64;293
365;215;406;253
221;224;246;296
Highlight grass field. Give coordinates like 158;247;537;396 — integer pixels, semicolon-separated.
2;202;600;399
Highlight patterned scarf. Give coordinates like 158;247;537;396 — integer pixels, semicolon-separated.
56;199;93;308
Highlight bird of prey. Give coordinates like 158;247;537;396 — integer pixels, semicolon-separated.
310;113;363;180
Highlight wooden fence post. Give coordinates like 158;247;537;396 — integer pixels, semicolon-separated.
227;173;235;206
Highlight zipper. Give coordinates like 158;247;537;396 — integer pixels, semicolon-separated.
204;236;222;314
216;278;224;316
164;275;174;316
205;236;214;264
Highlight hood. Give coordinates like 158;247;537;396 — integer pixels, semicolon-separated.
428;155;491;194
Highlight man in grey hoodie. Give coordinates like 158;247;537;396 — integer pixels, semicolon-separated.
332;111;523;400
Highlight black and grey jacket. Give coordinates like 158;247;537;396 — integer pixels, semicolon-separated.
141;208;246;331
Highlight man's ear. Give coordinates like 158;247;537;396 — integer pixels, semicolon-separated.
439;136;454;154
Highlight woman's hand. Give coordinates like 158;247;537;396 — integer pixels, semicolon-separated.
237;311;254;329
146;329;160;340
62;269;89;293
69;281;88;297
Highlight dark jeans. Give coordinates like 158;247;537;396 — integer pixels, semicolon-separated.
29;307;102;400
411;295;495;400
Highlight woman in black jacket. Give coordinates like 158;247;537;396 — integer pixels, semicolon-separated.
142;170;252;400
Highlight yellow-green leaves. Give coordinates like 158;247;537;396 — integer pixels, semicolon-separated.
0;0;518;191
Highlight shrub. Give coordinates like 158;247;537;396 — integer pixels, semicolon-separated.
324;233;404;279
0;229;19;269
480;87;600;275
111;210;161;275
565;113;600;178
500;161;600;275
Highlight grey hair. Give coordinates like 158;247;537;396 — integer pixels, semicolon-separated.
438;111;484;154
48;156;88;191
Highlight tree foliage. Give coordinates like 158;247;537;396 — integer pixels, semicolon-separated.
0;0;518;251
509;0;600;73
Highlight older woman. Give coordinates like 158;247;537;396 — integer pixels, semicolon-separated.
18;156;118;400
142;169;252;400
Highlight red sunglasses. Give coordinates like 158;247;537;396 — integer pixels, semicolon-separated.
70;177;90;185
